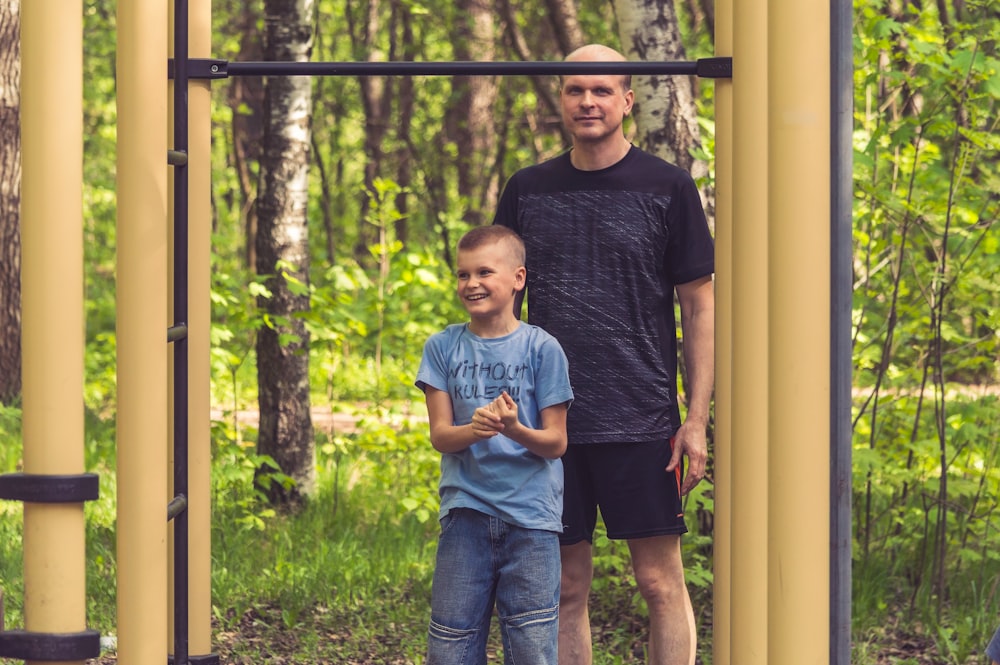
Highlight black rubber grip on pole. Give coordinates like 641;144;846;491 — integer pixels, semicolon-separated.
0;473;100;503
0;629;101;660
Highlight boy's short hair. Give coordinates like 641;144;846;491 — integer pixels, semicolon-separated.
458;225;526;266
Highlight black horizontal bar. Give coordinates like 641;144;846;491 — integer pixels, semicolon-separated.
168;324;188;343
167;494;188;521
0;629;101;660
0;473;99;503
170;57;732;80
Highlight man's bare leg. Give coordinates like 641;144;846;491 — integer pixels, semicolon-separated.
558;540;594;665
628;535;696;665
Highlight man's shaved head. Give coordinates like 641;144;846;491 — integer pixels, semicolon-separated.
564;44;631;91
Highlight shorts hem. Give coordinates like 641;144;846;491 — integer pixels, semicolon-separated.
605;525;688;541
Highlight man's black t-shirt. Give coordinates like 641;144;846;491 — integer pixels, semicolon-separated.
494;147;715;444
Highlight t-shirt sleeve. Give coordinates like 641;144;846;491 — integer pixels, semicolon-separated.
987;625;1000;663
533;334;574;411
666;172;715;285
492;174;521;232
415;333;448;394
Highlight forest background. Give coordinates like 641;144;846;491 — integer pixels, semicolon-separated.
0;0;999;663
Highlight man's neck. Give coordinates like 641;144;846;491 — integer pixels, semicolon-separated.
569;136;631;171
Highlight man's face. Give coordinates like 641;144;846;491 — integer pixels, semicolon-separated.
560;73;634;146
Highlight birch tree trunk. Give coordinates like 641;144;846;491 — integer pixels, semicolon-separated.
613;0;714;219
0;0;21;405
254;0;316;506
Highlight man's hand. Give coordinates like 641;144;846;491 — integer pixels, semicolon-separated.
666;419;708;495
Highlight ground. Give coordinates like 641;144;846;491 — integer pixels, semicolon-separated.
82;607;955;664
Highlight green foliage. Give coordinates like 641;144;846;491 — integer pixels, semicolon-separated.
0;405;24;623
852;2;1000;659
209;413;440;660
305;179;465;406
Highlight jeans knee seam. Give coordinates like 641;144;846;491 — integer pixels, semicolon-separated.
429;618;480;639
500;603;559;626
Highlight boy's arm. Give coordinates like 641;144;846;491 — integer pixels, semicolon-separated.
425;386;501;453
491;392;569;460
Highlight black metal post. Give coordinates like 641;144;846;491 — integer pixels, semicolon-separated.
171;0;190;664
831;0;854;662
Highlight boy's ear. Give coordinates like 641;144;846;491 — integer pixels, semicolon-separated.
514;265;527;291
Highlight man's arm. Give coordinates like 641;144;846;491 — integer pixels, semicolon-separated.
666;274;715;495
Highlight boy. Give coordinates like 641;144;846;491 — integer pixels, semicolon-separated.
415;225;573;665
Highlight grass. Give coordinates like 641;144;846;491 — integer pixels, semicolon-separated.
0;403;690;663
3;400;999;664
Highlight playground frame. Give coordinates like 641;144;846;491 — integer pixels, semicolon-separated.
0;0;852;663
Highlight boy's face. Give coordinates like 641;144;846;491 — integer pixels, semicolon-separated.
455;241;525;320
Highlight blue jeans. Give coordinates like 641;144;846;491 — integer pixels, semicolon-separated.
427;508;560;665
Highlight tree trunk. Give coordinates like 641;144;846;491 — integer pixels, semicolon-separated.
254;0;316;507
227;0;266;271
348;0;392;264
394;5;414;245
613;0;715;223
543;0;585;55
445;0;499;226
0;0;21;405
498;0;567;145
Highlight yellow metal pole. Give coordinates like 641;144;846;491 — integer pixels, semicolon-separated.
712;0;733;661
187;0;214;655
20;3;86;662
116;1;170;663
767;0;831;663
731;0;769;663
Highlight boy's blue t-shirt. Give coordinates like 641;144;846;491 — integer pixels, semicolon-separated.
988;625;1000;663
415;322;573;532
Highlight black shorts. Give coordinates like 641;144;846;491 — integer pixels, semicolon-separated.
560;438;688;545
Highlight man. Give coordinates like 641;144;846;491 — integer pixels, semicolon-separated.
493;44;715;665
